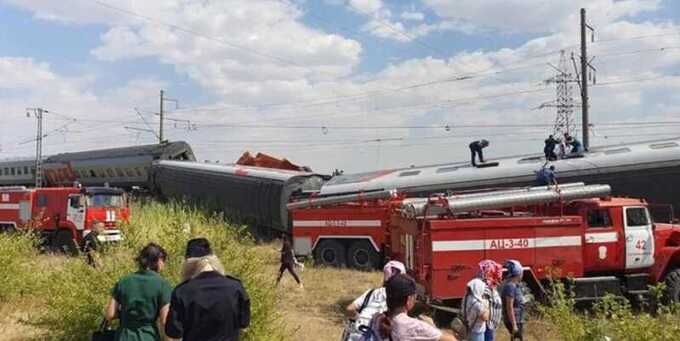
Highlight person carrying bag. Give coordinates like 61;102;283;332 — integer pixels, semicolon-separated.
91;318;116;341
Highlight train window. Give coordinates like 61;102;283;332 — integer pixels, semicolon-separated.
399;170;421;177
125;168;135;177
23;166;29;174
604;148;631;155
11;168;15;176
135;168;143;177
436;166;458;173
650;142;679;149
3;168;7;176
30;167;35;175
115;168;125;177
587;209;612;228
90;169;97;178
106;168;116;177
518;156;543;164
16;168;22;175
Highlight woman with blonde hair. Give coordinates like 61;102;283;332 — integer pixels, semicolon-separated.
165;238;251;341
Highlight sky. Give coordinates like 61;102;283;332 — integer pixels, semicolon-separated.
0;0;679;173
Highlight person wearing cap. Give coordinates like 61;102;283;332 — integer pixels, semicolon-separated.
104;243;172;341
365;274;457;341
469;139;490;167
165;238;251;341
343;261;406;341
501;260;525;341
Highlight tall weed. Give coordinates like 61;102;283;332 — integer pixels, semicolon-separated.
2;200;283;340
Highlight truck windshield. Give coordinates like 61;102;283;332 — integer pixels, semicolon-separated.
88;194;125;208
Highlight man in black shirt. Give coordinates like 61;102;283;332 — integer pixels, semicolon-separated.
166;238;251;341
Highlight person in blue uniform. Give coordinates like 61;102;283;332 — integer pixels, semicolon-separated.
535;165;557;186
469;139;490;167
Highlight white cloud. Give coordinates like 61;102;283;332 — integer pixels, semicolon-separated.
422;0;662;33
348;0;383;14
401;11;425;21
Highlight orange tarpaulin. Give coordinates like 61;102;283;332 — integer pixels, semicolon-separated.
236;151;310;172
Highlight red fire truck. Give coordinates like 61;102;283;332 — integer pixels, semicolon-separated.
291;184;680;306
0;186;129;252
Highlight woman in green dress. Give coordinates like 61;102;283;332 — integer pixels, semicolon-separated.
105;243;173;341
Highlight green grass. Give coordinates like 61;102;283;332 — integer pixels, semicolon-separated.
0;200;284;341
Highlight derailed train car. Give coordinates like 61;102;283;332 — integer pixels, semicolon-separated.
0;141;195;188
320;138;680;219
151;160;327;238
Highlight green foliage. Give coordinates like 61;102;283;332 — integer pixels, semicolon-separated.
0;232;41;300
539;280;680;341
1;200;284;341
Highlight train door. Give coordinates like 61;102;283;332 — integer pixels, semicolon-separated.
583;208;621;272
623;206;655;270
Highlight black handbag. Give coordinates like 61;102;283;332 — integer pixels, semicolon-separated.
91;318;116;341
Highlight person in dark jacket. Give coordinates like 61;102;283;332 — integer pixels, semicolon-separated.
165;238;251;341
543;135;558;161
469;139;490;167
276;238;303;288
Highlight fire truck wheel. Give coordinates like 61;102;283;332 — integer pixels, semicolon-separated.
664;268;680;304
314;240;346;267
52;230;79;256
347;240;380;270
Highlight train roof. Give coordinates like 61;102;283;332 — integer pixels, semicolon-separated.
320;137;680;195
154;160;328;182
46;141;195;162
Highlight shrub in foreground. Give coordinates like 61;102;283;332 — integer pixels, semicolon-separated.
24;200;283;341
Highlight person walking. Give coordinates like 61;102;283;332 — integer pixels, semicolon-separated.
469;139;490;167
543;135;558;161
165;238;251;341
104;243;172;341
364;274;457;341
276;238;303;288
535;165;557;187
343;261;406;341
502;260;525;341
477;260;503;341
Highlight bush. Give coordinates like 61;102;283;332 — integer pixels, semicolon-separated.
4;200;283;341
539;280;680;341
0;232;41;301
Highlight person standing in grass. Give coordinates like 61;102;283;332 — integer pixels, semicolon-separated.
165;238;250;341
502;260;525;341
276;238;303;288
105;243;172;341
343;260;406;341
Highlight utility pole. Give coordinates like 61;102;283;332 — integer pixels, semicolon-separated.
159;89;178;144
26;108;45;187
580;8;595;151
159;90;165;144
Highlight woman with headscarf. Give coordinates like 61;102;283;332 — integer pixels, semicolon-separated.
477;260;503;341
462;278;490;341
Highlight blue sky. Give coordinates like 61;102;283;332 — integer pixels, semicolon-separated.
0;0;679;172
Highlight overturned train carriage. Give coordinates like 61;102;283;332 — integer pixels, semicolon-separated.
320;138;680;220
151;160;326;238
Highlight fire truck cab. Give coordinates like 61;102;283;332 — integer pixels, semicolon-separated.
390;196;680;307
0;186;129;252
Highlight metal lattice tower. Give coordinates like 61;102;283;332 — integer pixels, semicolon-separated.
552;50;576;138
